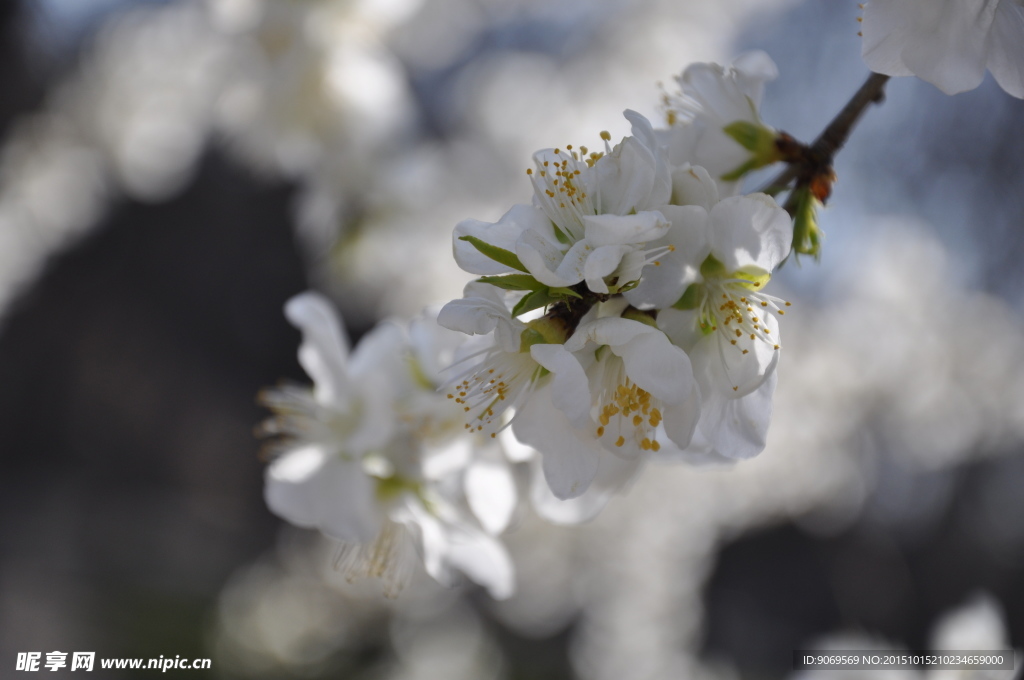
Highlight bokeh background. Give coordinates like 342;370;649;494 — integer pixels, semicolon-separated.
1;0;1022;678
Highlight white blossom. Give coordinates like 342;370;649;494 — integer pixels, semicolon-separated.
651;193;791;459
861;0;1024;98
664;51;779;191
439;289;604;501
262;292;514;598
563;317;700;459
453;111;676;295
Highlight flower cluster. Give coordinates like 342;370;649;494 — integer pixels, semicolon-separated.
260;292;516;598
259;53;795;597
439;52;792;511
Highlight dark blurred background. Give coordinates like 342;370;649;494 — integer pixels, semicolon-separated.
0;1;1022;678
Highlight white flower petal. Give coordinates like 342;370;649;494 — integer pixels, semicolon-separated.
988;1;1024;99
405;500;515;599
438;283;525;354
498;426;535;463
454;204;549;275
670;164;720;210
690;312;779;399
697;370;776;460
513;382;599;500
624;204;711;310
656;307;706;353
732;50;780;103
517;228;578;288
530;343;592;429
862;0;1009;95
900;0;993;95
285;292;353;406
346;323;405;453
565;316;653;353
597;133;660;215
661;382;701;450
614;329;694;406
624;108;672;206
582;211;670;247
584;244;634;293
861;0;918;77
552;239;593;287
529;451;643;525
465;454;518;535
709;193;791;273
265;447;381;543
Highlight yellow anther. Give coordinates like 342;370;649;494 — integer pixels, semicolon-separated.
600;131;611;141
615;436;625;447
651;440;661;452
597;426;605;437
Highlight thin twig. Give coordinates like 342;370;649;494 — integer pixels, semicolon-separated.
812;72;890;159
759;72;890;195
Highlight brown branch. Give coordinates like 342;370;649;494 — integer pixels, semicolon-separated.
760;72;890;196
812;71;890;160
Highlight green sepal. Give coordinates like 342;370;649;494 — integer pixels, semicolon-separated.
524;316;570;345
720;158;762;182
552;223;572;245
476;274;545;291
511;288;559;316
375;474;421;502
791;186;824;261
518;327;548;351
721;120;783;181
458;235;528;273
699;254;727;280
672;283;704;310
608;279;640;295
622;307;658;328
698;255;770;292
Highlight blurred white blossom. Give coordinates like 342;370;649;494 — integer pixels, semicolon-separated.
861;0;1024;98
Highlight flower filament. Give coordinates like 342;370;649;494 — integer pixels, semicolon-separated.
593;354;663;454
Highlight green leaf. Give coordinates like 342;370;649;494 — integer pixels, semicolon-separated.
511;289;558;316
547;286;582;299
476;274;544;291
458;235;528;273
